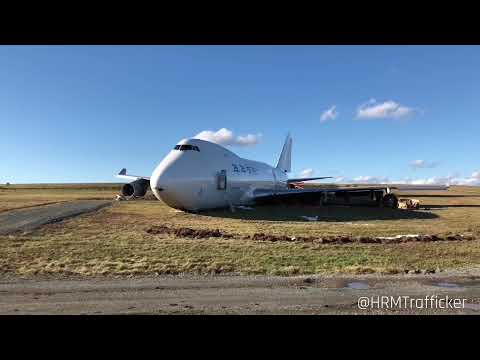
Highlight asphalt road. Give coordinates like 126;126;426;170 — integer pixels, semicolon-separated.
1;274;479;314
0;200;112;235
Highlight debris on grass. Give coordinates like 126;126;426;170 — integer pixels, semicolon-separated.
377;234;420;240
146;225;233;239
235;206;255;211
301;216;319;221
398;198;420;210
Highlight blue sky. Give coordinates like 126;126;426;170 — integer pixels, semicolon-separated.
1;45;479;185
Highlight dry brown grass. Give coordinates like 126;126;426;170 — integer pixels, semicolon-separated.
0;184;479;276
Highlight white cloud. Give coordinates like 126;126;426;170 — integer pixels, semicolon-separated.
194;128;262;146
395;171;480;186
236;134;261;146
410;159;439;169
320;105;338;123
400;176;479;186
352;176;390;184
194;128;234;144
299;168;314;177
307;171;480;186
357;99;414;119
335;172;480;186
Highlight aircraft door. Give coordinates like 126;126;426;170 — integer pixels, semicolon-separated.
217;170;227;190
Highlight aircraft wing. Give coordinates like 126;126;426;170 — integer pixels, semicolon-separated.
385;184;449;191
116;168;150;181
252;187;387;200
287;177;333;183
298;184;449;192
251;184;449;202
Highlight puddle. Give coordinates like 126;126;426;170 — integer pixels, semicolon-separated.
434;282;462;288
346;281;370;290
427;278;480;289
464;303;480;311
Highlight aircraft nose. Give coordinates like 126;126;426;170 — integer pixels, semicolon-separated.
150;172;164;193
150;164;185;209
151;168;169;197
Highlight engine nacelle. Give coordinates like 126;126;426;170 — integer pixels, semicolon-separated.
121;179;149;198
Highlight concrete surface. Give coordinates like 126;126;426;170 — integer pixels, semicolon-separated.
1;274;479;314
0;200;112;235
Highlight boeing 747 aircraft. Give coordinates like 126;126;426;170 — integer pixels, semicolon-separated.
117;134;448;211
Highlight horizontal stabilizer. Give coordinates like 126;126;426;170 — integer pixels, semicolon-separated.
116;168;150;181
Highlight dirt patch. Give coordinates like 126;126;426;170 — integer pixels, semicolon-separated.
146;225;233;239
145;225;477;244
244;233;476;244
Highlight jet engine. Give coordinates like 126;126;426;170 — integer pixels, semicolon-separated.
121;178;149;198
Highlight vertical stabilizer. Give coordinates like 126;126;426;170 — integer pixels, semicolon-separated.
276;133;292;173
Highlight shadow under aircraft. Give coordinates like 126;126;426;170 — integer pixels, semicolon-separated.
201;204;439;222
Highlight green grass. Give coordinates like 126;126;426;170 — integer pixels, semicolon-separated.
0;184;479;276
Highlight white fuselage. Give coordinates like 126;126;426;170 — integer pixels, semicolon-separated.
150;138;288;211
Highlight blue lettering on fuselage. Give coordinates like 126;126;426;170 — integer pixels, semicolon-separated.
232;163;258;175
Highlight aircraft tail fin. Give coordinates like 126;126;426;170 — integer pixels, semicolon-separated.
276;133;292;173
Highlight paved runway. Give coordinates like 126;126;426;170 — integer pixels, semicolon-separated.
0;200;112;235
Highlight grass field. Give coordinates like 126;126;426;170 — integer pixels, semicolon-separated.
1;184;479;276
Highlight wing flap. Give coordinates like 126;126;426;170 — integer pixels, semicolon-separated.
391;184;449;191
252;184;449;202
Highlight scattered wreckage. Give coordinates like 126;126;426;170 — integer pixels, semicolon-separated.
398;198;420;210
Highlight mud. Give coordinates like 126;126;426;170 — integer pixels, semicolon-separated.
145;225;477;244
345;281;370;290
146;225;233;239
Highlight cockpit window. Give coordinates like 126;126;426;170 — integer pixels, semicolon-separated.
174;144;200;152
